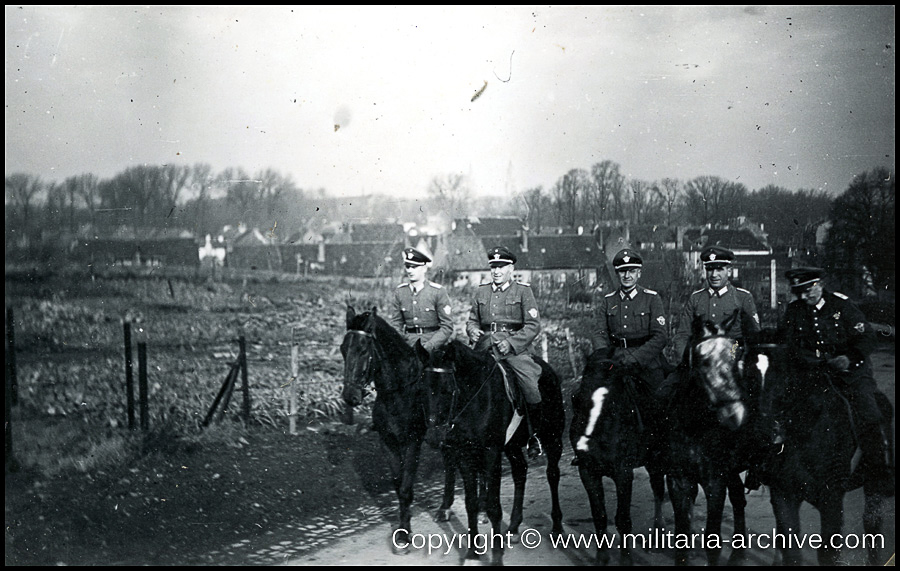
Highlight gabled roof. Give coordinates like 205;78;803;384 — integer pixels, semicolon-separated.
431;229;487;271
698;228;770;252
347;222;405;242
455;216;524;237
325;242;405;277
629;224;678;245
478;234;606;270
232;228;271;246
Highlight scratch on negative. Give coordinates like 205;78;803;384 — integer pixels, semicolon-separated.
471;80;488;102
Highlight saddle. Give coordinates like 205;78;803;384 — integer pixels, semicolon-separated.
493;356;527;444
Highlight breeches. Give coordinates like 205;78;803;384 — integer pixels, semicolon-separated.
503;354;542;404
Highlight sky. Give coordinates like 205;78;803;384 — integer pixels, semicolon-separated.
5;5;896;200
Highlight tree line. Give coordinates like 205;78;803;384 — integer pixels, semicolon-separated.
5;162;895;298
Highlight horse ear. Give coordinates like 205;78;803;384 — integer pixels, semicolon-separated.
364;311;377;335
371;305;378;317
346;305;356;328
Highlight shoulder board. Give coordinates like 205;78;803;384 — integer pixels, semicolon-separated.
397;283;409;289
605;291;618;298
643;288;658;295
479;282;492;287
518;281;531;287
428;281;443;289
833;292;849;300
692;288;706;296
736;287;751;294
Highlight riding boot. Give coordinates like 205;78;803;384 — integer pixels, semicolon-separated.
526;402;543;460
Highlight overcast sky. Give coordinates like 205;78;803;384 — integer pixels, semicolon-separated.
5;5;895;200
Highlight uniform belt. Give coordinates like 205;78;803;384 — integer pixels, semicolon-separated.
406;326;440;334
610;335;651;348
482;323;523;333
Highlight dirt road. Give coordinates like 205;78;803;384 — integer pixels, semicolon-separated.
282;349;895;566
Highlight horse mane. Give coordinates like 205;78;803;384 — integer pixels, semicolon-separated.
349;309;415;361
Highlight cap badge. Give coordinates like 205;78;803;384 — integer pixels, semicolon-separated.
854;322;865;333
493;253;500;260
709;253;716;261
622;255;630;263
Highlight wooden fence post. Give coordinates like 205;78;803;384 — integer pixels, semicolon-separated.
123;319;135;430
138;342;148;431
239;334;250;421
289;327;299;435
7;307;18;406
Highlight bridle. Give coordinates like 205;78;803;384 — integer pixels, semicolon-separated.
691;333;744;412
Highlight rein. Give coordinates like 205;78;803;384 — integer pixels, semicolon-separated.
345;328;420;393
429;360;499;431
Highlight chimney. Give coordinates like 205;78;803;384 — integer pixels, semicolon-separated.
520;228;529;253
317;240;325;263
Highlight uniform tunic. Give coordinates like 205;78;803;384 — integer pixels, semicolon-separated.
781;290;882;441
388;281;454;353
590;286;668;388
465;280;542;403
673;284;761;360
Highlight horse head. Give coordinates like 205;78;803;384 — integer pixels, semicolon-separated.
418;340;458;448
690;309;746;430
340;305;378;407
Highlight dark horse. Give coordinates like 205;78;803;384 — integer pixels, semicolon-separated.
747;336;894;565
662;310;755;566
340;305;427;549
419;339;565;563
569;354;667;565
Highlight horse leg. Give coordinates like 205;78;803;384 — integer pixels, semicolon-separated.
435;445;456;522
458;448;483;561
817;496;844;566
505;445;528;536
726;471;747;564
863;489;886;565
649;468;667;533
578;462;611;566
543;432;564;536
483;446;506;565
769;487;802;566
667;475;694;566
613;467;635;566
396;441;423;548
702;477;727;566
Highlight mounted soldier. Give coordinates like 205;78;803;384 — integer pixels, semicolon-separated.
465;246;544;459
387;247;454;355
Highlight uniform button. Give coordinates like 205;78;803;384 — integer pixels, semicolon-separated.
413;317;418;321
413;301;417;305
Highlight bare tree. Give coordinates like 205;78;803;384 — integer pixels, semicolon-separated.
45;181;67;231
588;160;625;224
74;173;100;236
519;186;547;234
683;175;747;225
220;167;257;225
823;167;895;297
654;177;683;226
427;173;472;221
551;169;590;229
627;178;659;225
5;173;43;246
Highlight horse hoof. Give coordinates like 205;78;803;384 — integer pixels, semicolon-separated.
479;512;490;525
434;508;452;522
